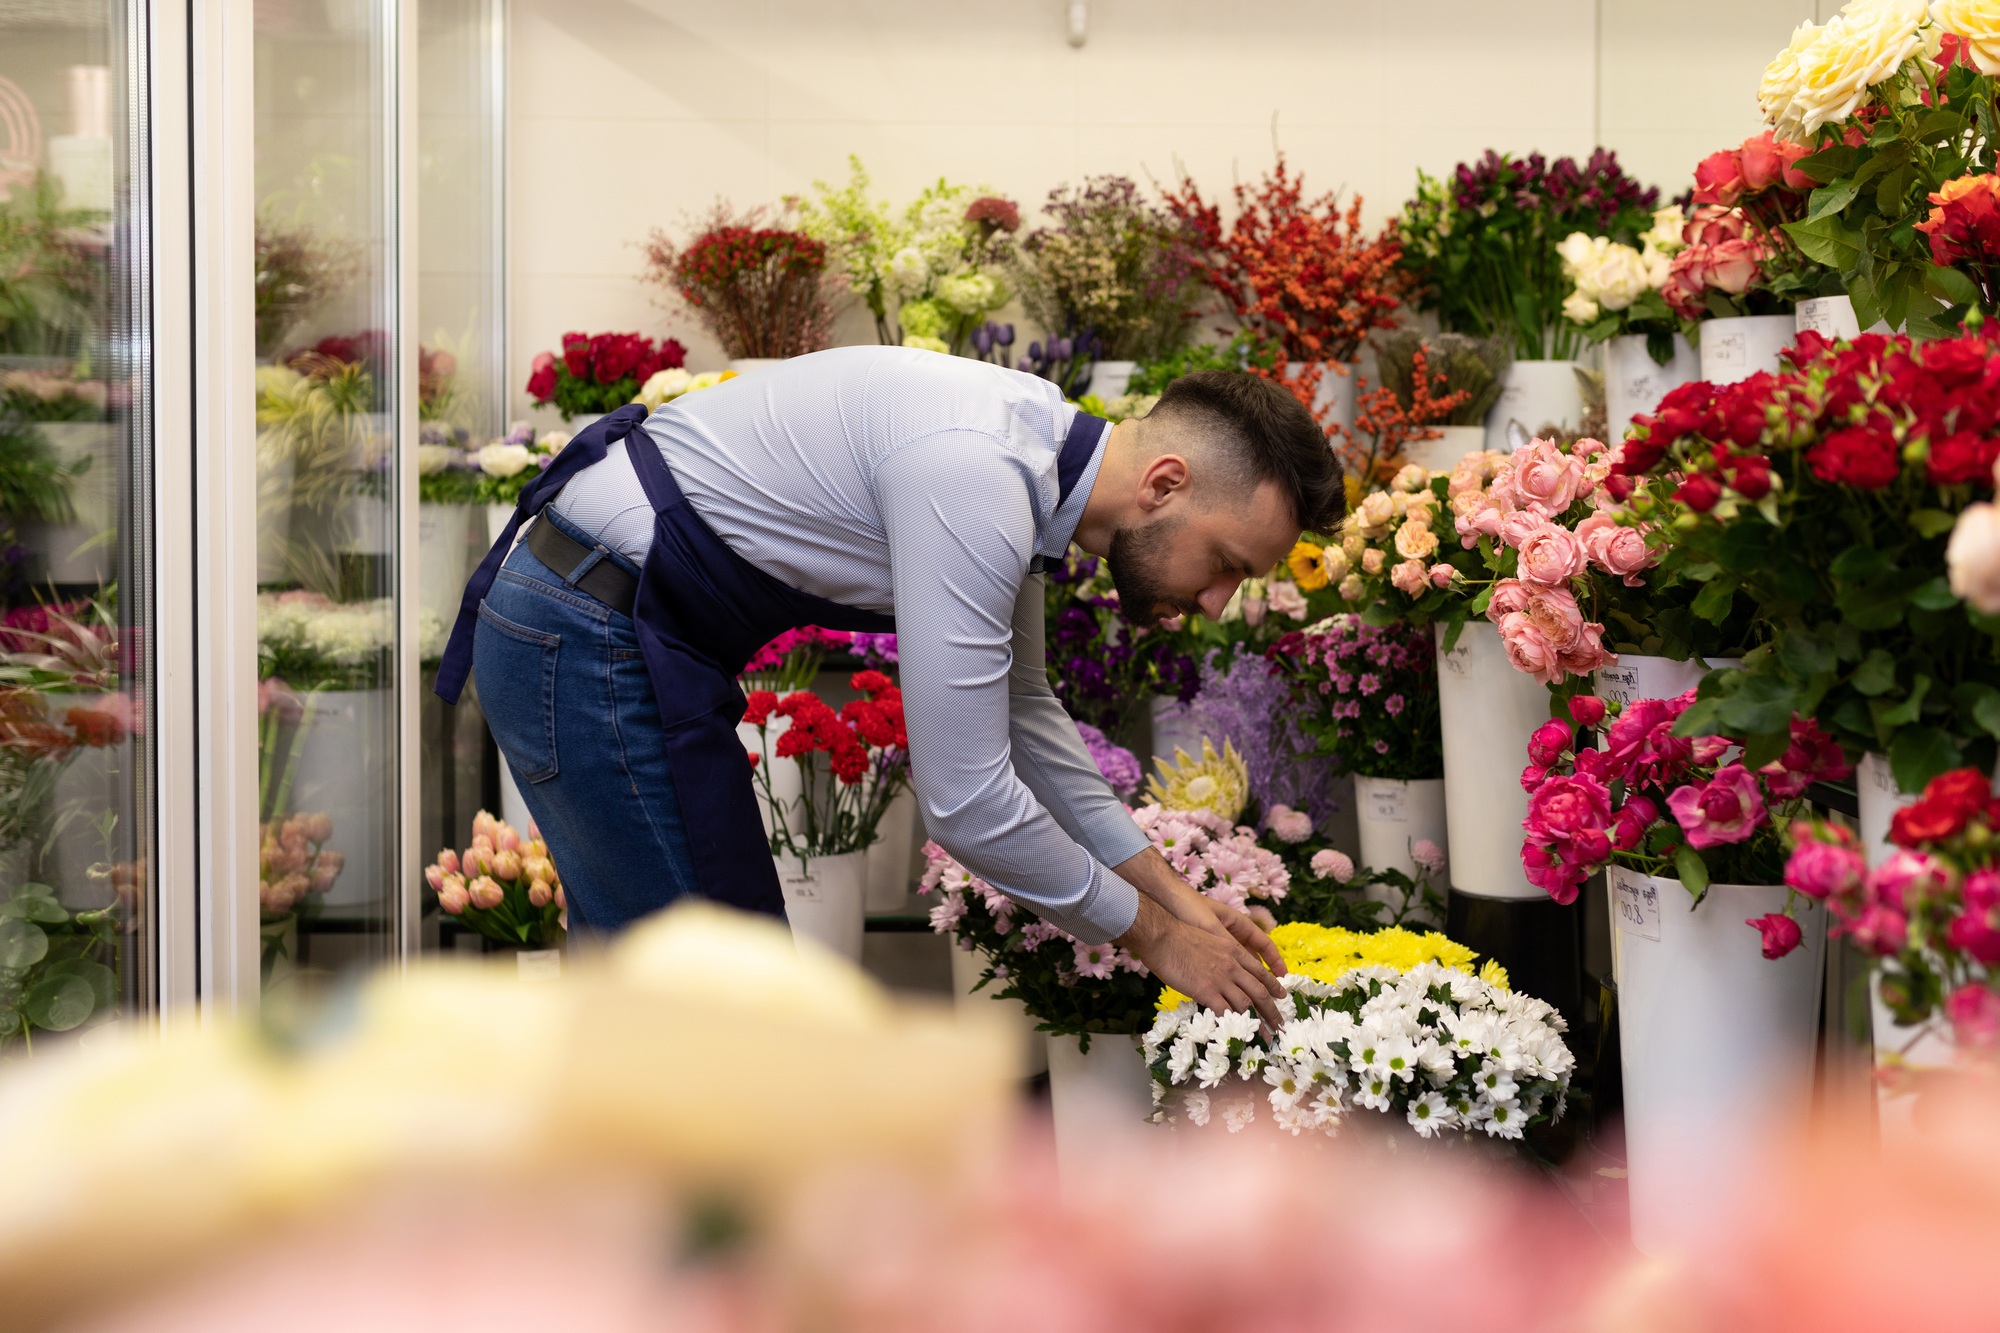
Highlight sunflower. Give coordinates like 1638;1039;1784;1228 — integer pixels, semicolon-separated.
1145;737;1251;822
1287;539;1330;592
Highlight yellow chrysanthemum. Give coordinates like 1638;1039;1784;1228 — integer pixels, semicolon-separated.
1287;540;1330;592
1145;738;1251;822
1157;923;1500;1011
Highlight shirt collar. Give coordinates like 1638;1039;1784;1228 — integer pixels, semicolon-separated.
1040;415;1110;559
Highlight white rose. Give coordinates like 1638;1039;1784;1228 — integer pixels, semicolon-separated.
1556;231;1606;278
1932;0;2000;73
1562;290;1601;325
1641;204;1687;256
416;444;456;475
1759;20;1822;136
1590;243;1652;311
1640;243;1676;289
536;430;570;455
637;367;692;408
1772;0;1926;138
474;442;534;479
1947;501;2000;613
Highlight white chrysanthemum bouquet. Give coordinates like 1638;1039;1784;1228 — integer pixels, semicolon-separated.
1146;924;1573;1142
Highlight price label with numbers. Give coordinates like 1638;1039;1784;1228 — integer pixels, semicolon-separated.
782;870;822;903
1608;867;1661;942
1362;780;1407;823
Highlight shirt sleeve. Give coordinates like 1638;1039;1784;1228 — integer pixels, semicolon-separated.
1005;571;1151;869
874;433;1140;945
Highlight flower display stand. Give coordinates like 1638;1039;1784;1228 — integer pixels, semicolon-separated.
1046;1032;1152;1178
777;850;867;962
1484;360;1582;453
950;944;1047;1077
1603;334;1697;445
1401;425;1487;474
864;784;919;912
1608;869;1824;1257
1437;621;1582;1028
1354;776;1447;897
1697;314;1795;386
1090;359;1137;401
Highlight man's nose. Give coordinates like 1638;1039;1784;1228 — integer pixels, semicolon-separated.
1196;577;1241;620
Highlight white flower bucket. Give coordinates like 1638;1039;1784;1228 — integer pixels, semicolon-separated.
726;358;782;376
418;503;477;624
1484;360;1583;454
739;716;804;840
1286;361;1356;437
1593;653;1737;711
1046;1031;1153;1179
1608;868;1825;1258
1697;314;1796;386
516;948;561;981
1354;776;1448;896
1148;695;1204;772
865;784;919;912
777;849;868;962
950;943;1048;1076
1855;752;1912;869
1435;622;1549;900
1794;294;1862;341
22;422;116;585
1401;425;1488;474
284;688;393;913
1603;333;1697;445
1090;360;1138;401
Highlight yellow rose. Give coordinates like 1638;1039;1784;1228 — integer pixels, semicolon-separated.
1932;0;2000;73
1286;540;1330;591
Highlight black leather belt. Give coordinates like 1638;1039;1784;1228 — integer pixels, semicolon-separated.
525;517;639;616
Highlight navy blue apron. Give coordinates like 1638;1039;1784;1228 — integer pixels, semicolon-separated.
437;399;1108;918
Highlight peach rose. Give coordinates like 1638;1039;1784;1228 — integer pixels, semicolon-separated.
1487;577;1533;619
1453;492;1509;548
1394;517;1440;560
1515;521;1588;586
1362;548;1384;575
1556;620;1613;678
1496;612;1564;684
1576;511;1657;587
1508;439;1585;516
1390;559;1431;597
1524;585;1588;652
1430;564;1457;589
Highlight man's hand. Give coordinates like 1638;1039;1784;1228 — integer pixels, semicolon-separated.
1110;846;1287;1029
1115;895;1286;1030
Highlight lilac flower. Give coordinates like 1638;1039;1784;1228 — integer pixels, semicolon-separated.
1076;721;1142;797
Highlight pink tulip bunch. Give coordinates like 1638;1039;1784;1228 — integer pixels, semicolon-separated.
424;809;567;949
259;812;344;919
1519;691;1849;937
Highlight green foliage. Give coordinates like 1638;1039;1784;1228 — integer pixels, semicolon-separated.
0;420;82;523
0;883;119;1050
0;175;104;359
1126;331;1278;396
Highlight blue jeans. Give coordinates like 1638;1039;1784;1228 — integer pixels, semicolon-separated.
472;508;701;933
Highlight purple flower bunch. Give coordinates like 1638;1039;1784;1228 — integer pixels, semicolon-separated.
1452;148;1659;235
1180;648;1338;827
849;632;898;666
1044;550;1198;735
1268;617;1440;783
1076;721;1141;798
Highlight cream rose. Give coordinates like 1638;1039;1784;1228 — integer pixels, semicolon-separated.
1640;205;1687;257
1337;573;1366;603
1770;1;1926;139
1562;291;1601;325
1321;545;1352;582
1391;462;1430;493
1394;516;1440;561
474;442;534;479
1934;0;2000;73
1362;548;1384;576
1588;243;1653;311
1357;489;1397;535
1947;501;2000;612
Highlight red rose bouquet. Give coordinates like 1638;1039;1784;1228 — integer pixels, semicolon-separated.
1610;330;2000;792
642;204;837;360
1784;767;2000;1056
743;672;910;859
525;330;686;420
1916;174;2000;313
1522;690;1848;917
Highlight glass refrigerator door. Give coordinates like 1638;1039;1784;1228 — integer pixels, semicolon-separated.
0;14;154;1044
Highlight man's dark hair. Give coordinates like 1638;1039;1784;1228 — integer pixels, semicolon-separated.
1144;370;1346;532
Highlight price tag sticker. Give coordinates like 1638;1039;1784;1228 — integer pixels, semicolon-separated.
1363;781;1407;823
1609;867;1661;942
782;870;822;903
1707;329;1748;372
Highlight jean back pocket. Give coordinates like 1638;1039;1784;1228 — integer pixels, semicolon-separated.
475;601;560;783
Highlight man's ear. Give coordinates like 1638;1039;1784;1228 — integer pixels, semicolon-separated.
1136;452;1191;513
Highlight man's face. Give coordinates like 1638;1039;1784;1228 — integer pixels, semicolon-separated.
1104;478;1300;625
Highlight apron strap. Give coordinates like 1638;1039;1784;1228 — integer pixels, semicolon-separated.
434;403;653;703
1057;411;1110;507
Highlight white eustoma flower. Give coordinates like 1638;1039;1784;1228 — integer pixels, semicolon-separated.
475;441;534;478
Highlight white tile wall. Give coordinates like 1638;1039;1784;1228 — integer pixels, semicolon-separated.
507;0;1826;418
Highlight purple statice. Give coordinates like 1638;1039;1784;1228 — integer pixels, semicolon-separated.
1175;647;1338;827
850;632;898;666
1076;721;1141;798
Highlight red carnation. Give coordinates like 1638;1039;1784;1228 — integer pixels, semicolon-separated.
742;690;779;727
850;670;894;696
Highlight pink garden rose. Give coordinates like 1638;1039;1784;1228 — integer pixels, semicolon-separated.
1575;511;1656;587
1871;850;1953;913
1525;773;1613;862
1487;578;1533;620
1390;559;1430;597
1430;564;1456;589
1666;763;1767;849
1528;718;1574;768
1452;489;1510;547
1851;903;1910;956
1495;612;1563;684
1507;438;1586;516
1513;519;1588;586
1784;835;1866;902
1746;911;1804;960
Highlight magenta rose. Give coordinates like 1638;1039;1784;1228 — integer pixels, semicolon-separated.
1514;520;1589;586
1746;911;1803;960
1568;694;1607;728
1666;763;1768;849
1611;794;1659;850
1851;903;1910;956
1525;771;1612;866
1527;717;1575;767
1871;850;1953;913
1945;983;2000;1048
1522;841;1588;904
1784;837;1865;902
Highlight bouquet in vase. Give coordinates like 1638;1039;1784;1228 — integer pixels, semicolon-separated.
1519;691;1848;938
742;672;910;860
423;810;567;949
525;331;686;420
1559;204;1690;361
642;204;838;360
1145;922;1570;1142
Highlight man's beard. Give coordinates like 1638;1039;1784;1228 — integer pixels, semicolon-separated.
1107;517;1198;625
